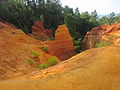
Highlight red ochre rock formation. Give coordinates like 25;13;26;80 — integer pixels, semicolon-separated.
30;21;75;60
46;25;75;60
0;21;58;80
0;21;75;80
0;21;41;44
82;23;120;49
30;21;53;40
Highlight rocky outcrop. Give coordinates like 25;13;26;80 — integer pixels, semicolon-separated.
1;46;120;90
0;22;58;80
46;25;75;60
30;21;53;40
0;21;41;44
82;23;120;50
30;22;75;60
0;21;74;80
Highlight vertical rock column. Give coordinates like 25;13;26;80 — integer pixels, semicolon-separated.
47;25;75;60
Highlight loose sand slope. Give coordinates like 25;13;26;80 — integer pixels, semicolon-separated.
0;46;120;90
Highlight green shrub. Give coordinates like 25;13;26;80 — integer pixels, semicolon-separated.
96;42;111;48
40;47;49;52
28;58;34;65
32;51;40;57
38;56;59;70
47;56;59;66
73;37;83;53
47;38;55;41
38;64;48;69
74;40;80;45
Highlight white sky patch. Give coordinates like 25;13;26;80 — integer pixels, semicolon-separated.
61;0;120;14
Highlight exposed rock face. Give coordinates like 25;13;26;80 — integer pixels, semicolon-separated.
30;21;53;40
82;23;120;50
0;22;58;80
46;25;75;60
30;22;75;60
1;46;120;90
0;21;41;44
0;21;74;80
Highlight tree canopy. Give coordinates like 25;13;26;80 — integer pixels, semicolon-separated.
0;0;120;53
0;0;120;35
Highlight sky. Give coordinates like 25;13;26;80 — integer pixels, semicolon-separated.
60;0;120;15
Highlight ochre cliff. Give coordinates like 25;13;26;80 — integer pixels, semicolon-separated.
82;23;120;49
29;21;75;60
0;21;74;80
0;21;58;80
46;25;75;60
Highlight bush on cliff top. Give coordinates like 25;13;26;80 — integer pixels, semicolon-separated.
96;42;111;48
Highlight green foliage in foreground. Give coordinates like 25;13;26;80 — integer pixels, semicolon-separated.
38;63;48;69
38;56;59;70
47;56;59;66
40;47;49;52
32;51;40;57
95;42;111;48
28;58;34;65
